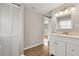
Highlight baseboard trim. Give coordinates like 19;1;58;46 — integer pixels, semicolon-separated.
20;52;25;56
20;53;24;56
24;42;44;50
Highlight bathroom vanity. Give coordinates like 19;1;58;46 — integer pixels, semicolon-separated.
49;33;79;56
48;4;79;56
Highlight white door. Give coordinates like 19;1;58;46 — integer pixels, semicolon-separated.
0;4;12;36
55;40;65;56
0;3;21;56
0;4;12;56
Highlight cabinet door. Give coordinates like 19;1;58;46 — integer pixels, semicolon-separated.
67;43;79;56
55;40;65;56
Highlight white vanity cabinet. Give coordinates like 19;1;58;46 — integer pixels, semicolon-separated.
49;34;79;56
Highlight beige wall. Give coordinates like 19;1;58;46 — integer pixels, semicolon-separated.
24;8;44;48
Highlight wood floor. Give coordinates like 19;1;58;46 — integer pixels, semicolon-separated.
24;44;49;56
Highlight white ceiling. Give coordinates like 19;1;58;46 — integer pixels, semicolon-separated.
24;3;64;15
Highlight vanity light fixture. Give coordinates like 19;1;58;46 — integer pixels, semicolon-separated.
55;11;63;17
55;11;65;17
55;6;76;17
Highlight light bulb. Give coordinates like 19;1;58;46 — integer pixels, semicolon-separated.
59;11;63;15
55;13;59;17
64;9;69;14
70;7;76;12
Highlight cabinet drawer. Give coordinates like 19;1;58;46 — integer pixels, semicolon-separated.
67;44;79;56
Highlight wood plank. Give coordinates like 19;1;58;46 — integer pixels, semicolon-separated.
24;44;49;56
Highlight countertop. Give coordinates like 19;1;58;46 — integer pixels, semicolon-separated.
50;32;79;39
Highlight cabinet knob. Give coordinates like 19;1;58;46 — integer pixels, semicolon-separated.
72;49;74;51
54;42;58;45
55;42;58;45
